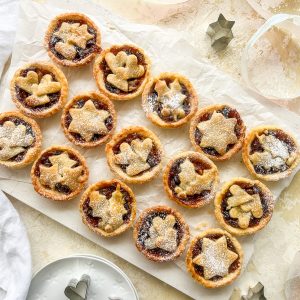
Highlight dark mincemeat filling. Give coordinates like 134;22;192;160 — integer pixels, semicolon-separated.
100;46;147;95
192;234;240;281
250;129;296;175
0;117;35;162
221;181;270;228
65;96;113;143
49;20;100;61
15;67;61;112
82;182;133;228
194;106;244;157
112;133;161;176
34;150;82;194
168;157;212;205
137;211;184;257
147;78;191;122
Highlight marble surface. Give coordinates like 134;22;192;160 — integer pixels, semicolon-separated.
5;0;300;299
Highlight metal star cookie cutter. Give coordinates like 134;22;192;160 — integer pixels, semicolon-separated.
64;274;90;300
229;282;266;300
206;14;235;51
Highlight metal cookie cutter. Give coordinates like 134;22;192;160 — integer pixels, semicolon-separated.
64;274;91;300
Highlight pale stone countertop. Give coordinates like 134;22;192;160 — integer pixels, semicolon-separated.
6;0;300;299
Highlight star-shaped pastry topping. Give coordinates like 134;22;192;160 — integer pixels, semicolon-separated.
53;22;94;60
0;121;34;161
68;100;110;142
193;236;238;279
15;71;61;107
39;152;83;191
144;215;177;252
114;138;153;176
174;159;213;198
197;111;237;155
89;184;127;232
154;79;186;121
105;51;145;92
226;185;263;229
250;134;295;170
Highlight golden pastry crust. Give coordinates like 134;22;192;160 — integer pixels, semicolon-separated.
214;177;274;236
190;104;246;161
133;205;190;262
105;126;164;184
0;111;42;169
93;44;151;101
186;228;243;288
163;151;219;208
61;91;116;148
79;179;136;237
10;61;68;118
44;13;101;67
242;125;300;181
142;72;198;128
31;145;89;201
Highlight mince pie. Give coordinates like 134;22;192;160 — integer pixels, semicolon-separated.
45;13;101;67
163;151;219;208
31;145;89;201
0;111;42;168
186;228;243;288
142;72;198;128
190;104;246;161
214;178;274;236
105;126;163;184
133;206;189;262
61;91;116;147
93;44;151;101
80;179;136;237
242;126;300;181
10;61;68;118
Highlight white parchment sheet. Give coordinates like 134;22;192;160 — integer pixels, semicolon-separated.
0;0;299;299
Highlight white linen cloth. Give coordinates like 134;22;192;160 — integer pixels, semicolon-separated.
0;191;31;300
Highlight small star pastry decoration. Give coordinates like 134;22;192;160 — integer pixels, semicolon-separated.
15;71;61;107
114;138;153;176
154;79;186;121
68;100;110;142
197;112;237;155
144;215;177;252
207;14;235;51
250;134;296;170
53;22;94;60
193;235;238;279
0;121;34;161
174;159;213;198
226;185;263;229
105;51;145;92
89;184;127;232
39;152;83;191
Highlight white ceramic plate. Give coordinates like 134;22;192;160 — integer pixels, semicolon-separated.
27;254;138;300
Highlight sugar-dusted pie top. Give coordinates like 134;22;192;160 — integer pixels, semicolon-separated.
190;105;245;161
46;13;101;66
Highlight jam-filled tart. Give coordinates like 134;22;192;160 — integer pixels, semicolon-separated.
186;228;243;288
215;178;274;236
163;151;219;208
61;91;116;147
242;126;300;181
0;111;42;168
142;72;198;128
190;104;246;161
105;126;163;184
31;145;89;201
93;44;151;101
133;206;189;262
10;61;68;118
80;179;136;237
45;13;101;67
